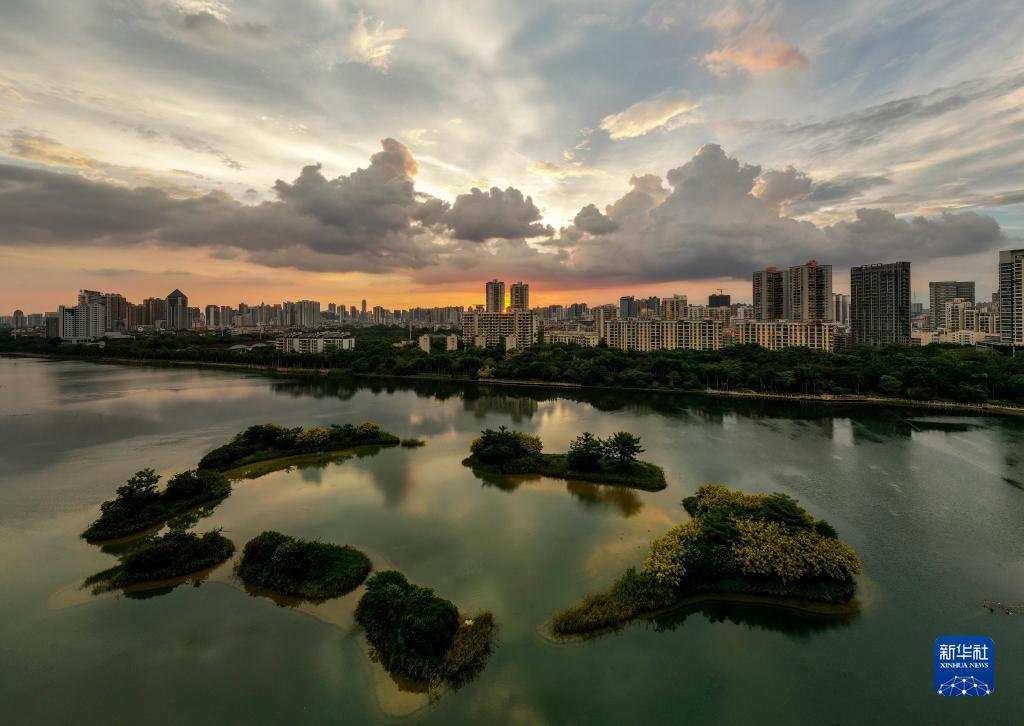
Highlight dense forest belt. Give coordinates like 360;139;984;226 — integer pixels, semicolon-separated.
4;350;1024;417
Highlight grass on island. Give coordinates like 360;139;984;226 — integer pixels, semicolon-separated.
237;530;372;599
400;438;427;448
355;570;497;689
550;484;862;637
85;529;235;592
82;468;231;541
198;421;400;472
461;427;666;491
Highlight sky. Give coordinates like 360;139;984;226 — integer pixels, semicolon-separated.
1;0;1023;313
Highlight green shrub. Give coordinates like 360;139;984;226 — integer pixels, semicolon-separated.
164;469;230;501
355;570;461;681
94;529;235;589
468;426;543;465
198;421;399;471
553;484;862;636
237;530;371;599
83;468;231;541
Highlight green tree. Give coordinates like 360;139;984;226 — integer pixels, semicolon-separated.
109;469;161;510
603;431;644;467
566;432;604;471
295;427;331;451
879;374;903;394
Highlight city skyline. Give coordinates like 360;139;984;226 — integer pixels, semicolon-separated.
1;2;1023;311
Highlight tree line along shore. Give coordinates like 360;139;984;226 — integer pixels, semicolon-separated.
4;329;1024;409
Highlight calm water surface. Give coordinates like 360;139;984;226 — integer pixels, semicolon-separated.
1;356;1023;724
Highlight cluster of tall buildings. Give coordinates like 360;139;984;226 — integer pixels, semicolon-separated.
462;280;539;349
535;248;1024;355
5;247;1024;354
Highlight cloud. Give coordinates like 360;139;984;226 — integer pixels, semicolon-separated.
0;78;34;106
163;1;270;46
752;165;812;214
785;173;891;216
3;130;207;196
346;11;406;71
704;28;807;77
547;145;1003;285
443;186;551;241
823;208;1004;262
124;125;244;170
599;92;700;140
530;160;604;179
0;140;1007;287
572;204;617;235
5;130;107;173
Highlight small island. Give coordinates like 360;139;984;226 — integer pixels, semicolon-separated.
356;570;496;689
237;530;372;599
198;421;401;472
85;528;235;592
82;468;231;541
462;427;666;491
551;484;862;636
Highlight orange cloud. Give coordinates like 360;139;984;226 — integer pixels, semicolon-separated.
704;28;808;77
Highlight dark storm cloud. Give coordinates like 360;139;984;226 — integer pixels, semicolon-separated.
442;186;552;241
572;203;617;234
0;140;1009;283
0;139;447;272
550;145;1006;283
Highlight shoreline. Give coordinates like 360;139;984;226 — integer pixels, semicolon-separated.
5;351;1023;417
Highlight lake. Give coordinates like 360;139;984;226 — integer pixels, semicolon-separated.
1;356;1022;724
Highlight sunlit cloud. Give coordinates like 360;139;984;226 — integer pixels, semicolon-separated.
346;11;407;71
599;92;700;140
704;28;807;76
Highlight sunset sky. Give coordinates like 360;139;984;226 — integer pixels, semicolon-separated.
1;0;1023;312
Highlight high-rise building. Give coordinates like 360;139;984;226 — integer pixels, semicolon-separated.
619;295;640;318
850;262;911;346
103;293;127;332
999;248;1024;345
660;295;688;319
928;281;975;330
462;309;537;349
58;302;105;342
709;292;731;307
143;297;167;328
943;298;976;333
361;299;367;321
12;309;25;328
204;305;221;329
598;317;721;351
832;293;850;326
788;260;833;321
485;279;505;313
78;289;104;305
166;289;189;330
509;282;529;311
45;312;60;338
732;320;835;352
752;267;786;320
